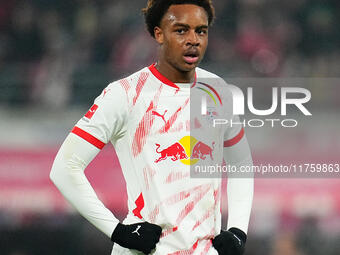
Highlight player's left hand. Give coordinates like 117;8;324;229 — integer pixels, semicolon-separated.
212;227;246;255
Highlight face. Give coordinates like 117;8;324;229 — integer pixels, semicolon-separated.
155;4;209;72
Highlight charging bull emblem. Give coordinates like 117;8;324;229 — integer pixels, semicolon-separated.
154;136;215;165
191;142;215;160
155;143;188;163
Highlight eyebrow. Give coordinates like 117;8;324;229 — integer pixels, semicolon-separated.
173;23;208;29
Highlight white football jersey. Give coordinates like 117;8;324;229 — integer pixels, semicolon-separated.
72;64;244;255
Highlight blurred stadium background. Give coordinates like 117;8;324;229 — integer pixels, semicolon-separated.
0;0;340;254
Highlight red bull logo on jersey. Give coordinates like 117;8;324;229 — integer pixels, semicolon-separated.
155;142;188;163
191;141;215;161
154;136;214;165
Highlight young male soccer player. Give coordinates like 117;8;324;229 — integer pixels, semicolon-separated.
50;0;254;254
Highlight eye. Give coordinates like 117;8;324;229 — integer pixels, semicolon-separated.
176;29;186;34
197;29;207;36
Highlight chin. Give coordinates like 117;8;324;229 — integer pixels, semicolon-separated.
180;62;198;72
171;60;197;73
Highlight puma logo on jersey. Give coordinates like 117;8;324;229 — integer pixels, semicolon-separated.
152;110;167;124
132;225;141;236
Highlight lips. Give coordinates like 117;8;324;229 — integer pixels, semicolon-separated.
183;49;199;64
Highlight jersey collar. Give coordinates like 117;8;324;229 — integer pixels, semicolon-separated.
148;63;197;90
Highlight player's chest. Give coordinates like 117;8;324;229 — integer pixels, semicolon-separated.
129;94;224;136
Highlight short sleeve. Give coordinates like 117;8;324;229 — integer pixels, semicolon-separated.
223;114;244;147
71;82;128;149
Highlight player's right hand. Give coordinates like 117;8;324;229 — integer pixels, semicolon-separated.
111;222;162;254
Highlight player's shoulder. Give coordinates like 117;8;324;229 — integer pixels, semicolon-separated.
103;66;150;95
195;67;236;104
108;66;150;87
195;67;232;88
122;66;150;82
195;67;235;92
196;67;222;79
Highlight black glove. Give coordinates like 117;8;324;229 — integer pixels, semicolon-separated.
212;227;247;255
111;222;162;254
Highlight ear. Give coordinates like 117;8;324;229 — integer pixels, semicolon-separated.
154;26;164;44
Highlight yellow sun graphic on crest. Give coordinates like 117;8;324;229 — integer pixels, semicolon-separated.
179;136;200;165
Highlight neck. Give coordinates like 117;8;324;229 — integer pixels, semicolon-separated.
155;60;195;83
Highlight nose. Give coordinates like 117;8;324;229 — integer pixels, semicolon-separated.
186;30;199;46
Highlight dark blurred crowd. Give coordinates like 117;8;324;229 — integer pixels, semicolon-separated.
1;214;340;255
0;0;340;107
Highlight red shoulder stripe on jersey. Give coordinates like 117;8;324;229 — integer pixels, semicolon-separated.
224;127;245;147
71;126;105;150
148;63;197;89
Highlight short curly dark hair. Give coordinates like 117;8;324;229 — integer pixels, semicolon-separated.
142;0;215;38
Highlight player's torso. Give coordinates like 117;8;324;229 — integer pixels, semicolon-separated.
112;66;231;254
